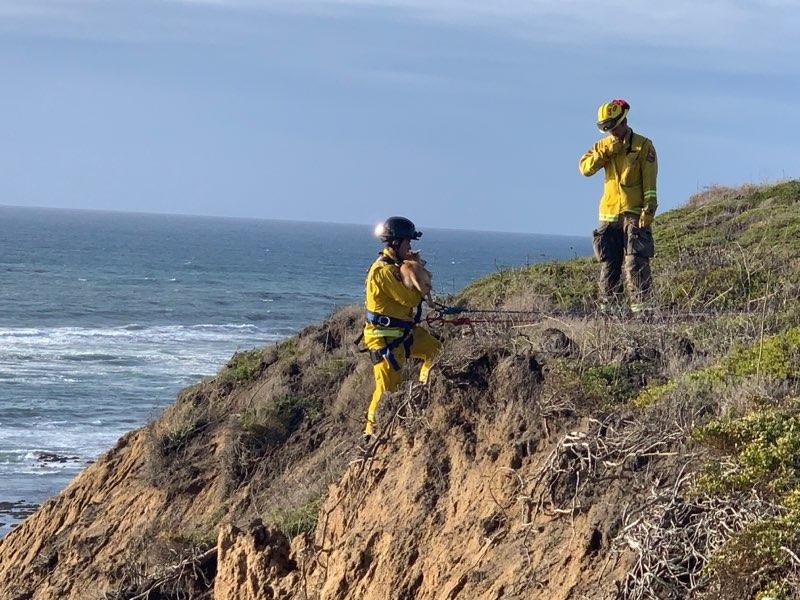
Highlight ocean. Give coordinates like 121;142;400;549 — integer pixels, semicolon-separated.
0;206;591;533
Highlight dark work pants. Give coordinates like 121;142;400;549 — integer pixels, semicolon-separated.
592;213;654;305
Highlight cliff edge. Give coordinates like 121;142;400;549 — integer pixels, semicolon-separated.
2;181;800;600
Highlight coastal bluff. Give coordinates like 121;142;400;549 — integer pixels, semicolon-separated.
2;181;800;599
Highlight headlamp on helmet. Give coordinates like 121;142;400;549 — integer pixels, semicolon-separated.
374;216;422;242
596;99;630;132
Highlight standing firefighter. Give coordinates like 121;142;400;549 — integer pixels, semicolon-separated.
579;99;658;314
361;217;440;443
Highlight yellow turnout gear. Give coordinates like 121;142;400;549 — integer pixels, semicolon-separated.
366;327;439;435
364;248;424;342
578;129;658;222
363;248;440;435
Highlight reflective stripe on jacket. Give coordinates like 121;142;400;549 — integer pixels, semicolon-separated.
363;248;422;345
578;130;658;222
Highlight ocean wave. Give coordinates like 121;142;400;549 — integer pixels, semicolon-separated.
14;466;77;476
1;328;282;381
243;313;274;321
1;426;126;460
243;291;289;301
0;322;288;505
0;450;28;464
0;323;277;341
60;353;125;363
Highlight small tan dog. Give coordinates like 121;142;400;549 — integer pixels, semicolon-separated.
400;250;433;304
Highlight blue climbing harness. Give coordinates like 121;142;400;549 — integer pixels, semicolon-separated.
362;302;423;371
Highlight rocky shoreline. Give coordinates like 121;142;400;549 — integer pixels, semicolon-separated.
0;501;39;530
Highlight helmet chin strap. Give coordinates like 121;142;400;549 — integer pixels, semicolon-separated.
613;124;630;138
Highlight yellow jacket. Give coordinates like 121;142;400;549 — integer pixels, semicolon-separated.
363;248;423;346
579;130;658;222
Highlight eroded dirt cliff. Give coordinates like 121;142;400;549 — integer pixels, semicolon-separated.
1;308;682;600
4;181;800;599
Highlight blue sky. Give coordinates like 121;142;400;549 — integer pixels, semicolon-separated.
1;1;798;235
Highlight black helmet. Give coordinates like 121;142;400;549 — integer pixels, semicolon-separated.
374;216;422;242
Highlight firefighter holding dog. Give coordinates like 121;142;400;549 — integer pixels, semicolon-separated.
361;217;440;444
579;99;658;314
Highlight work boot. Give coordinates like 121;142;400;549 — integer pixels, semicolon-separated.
364;417;375;437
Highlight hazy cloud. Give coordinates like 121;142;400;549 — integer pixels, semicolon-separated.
2;0;798;56
165;0;800;50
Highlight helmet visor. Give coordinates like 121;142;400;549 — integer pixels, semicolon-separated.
597;116;621;132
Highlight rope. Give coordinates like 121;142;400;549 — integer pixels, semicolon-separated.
424;302;559;331
424;300;755;330
430;301;558;316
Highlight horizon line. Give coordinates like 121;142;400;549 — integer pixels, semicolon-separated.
0;202;588;238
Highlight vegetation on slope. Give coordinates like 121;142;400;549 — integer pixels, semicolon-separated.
459;180;800;315
453;180;800;599
2;181;800;600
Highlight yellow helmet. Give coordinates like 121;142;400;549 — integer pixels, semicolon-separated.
596;99;630;132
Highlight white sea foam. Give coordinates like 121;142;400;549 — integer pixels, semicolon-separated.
0;323;285;491
0;324;280;373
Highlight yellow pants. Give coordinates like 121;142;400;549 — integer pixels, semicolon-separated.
364;326;441;435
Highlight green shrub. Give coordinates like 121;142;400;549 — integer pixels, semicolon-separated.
457;259;596;311
220;349;264;385
544;358;653;406
705;510;800;587
694;404;800;496
240;405;289;444
157;421;199;456
276;339;298;361
632;381;677;408
632;327;800;409
579;362;652;406
726;327;800;379
240;394;322;447
694;402;800;588
756;581;792;600
318;356;356;378
267;496;322;539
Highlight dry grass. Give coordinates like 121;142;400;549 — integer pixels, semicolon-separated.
36;181;800;599
686;183;762;208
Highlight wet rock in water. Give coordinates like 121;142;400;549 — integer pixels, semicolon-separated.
0;500;39;520
34;451;79;464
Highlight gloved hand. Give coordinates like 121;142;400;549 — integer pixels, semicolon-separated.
639;211;654;228
609;137;625;155
598;137;624;162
